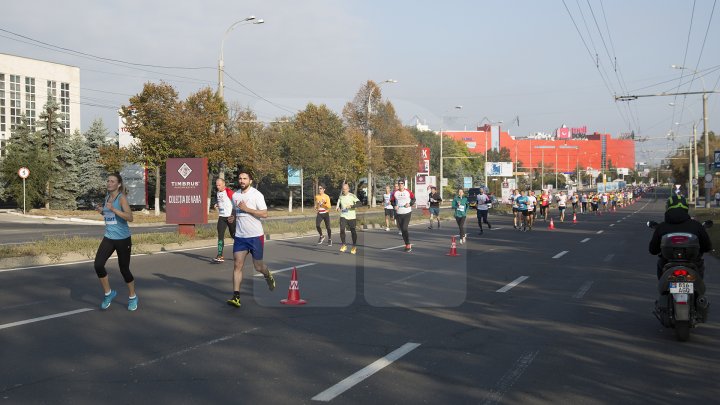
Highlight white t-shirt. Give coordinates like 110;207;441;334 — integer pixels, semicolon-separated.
383;193;393;209
231;187;267;238
394;189;414;215
527;195;537;210
217;188;234;217
557;195;567;207
477;194;490;211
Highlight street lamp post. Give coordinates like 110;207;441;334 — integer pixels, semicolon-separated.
439;105;463;200
367;79;397;207
480;119;502;191
534;146;555;190
218;16;264;100
559;145;578;190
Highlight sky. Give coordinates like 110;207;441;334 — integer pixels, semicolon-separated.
2;0;719;165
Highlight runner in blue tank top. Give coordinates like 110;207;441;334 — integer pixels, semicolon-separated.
93;173;137;311
516;191;530;232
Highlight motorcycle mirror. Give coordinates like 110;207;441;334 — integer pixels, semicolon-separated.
703;220;713;229
647;220;658;229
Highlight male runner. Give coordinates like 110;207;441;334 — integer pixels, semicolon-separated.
383;185;394;232
212;178;234;263
516;190;530;231
527;190;538;230
556;191;568;222
336;183;360;254
226;172;276;308
428;186;442;229
314;184;332;246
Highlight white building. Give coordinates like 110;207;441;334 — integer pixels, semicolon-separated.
0;53;81;157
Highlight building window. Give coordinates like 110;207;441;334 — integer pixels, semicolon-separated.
60;82;70;134
0;73;5;135
0;139;5;158
47;80;57;102
9;75;21;131
25;77;36;130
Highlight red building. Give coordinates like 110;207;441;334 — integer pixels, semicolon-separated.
442;125;635;174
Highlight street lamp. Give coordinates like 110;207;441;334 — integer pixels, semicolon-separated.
670;101;701;204
534;146;555;190
218;16;264;100
367;79;397;207
672;64;711;207
559;145;578;190
479;118;502;190
439;105;463;200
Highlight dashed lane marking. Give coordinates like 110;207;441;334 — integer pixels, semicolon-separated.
603;253;615;262
312;342;421;402
573;281;594;299
254;263;317;277
596;230;604;234
481;350;539;405
580;238;590;243
496;276;529;293
552;251;569;259
0;308;93;330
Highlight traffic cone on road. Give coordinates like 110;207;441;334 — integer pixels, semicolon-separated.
446;236;460;256
572;213;578;224
281;267;307;305
548;217;555;230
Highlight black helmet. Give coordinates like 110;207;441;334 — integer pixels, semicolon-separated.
666;195;688;211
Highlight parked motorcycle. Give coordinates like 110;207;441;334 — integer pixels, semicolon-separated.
647;220;713;341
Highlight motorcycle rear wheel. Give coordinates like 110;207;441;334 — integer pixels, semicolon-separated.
675;321;691;341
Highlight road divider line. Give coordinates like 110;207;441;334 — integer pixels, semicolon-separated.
0;308;93;330
609;224;615;227
573;281;594;299
552;251;569;259
312;342;421;402
596;230;604;234
381;245;407;251
254;263;316;277
481;350;539;405
133;327;259;369
580;238;590;243
616;220;622;223
496;276;529;293
603;253;614;262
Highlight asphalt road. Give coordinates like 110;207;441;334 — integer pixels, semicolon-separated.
1;192;719;404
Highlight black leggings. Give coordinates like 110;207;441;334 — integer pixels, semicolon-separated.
396;213;411;245
455;216;466;237
476;210;490;229
94;237;133;283
217;216;234;240
316;213;331;238
339;217;357;245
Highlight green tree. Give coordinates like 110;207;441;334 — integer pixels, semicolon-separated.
37;97;65;209
0;117;52;208
121;82;184;215
78;119;111;204
50;130;82;209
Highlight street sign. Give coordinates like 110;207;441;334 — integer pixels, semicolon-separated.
463;177;472;189
715;150;720;169
18;167;30;179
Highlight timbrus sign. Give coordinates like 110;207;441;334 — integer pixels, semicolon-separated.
166;158;208;224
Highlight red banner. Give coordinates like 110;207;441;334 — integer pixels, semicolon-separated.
165;158;208;224
418;147;430;174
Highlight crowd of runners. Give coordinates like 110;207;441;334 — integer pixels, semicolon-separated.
91;170;646;311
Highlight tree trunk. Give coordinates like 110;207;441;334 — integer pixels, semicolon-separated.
154;166;161;216
288;189;293;213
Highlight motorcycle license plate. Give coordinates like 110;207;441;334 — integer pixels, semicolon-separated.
669;282;693;294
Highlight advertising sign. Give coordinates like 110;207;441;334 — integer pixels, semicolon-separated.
557;127;570;139
120;163;146;206
715;150;720;169
166;158;208;224
463;177;473;189
288;167;301;186
118;116;137;148
616;168;629;175
418;147;430;174
485;162;514;177
501;178;516;203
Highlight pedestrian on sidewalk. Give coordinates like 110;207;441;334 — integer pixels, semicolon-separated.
94;173;137;311
212;178;235;263
314;184;332;246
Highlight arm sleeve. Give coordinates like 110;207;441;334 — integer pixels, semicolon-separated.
225;189;234;199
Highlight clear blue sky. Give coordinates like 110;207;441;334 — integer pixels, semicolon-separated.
2;0;718;165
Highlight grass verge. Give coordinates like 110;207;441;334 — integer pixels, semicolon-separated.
692;207;720;259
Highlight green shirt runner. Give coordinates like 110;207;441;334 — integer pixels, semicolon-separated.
337;193;360;220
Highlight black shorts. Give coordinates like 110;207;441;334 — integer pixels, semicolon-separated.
384;208;395;218
521;210;530;217
512;207;518;213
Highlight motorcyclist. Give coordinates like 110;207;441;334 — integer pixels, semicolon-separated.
648;194;712;279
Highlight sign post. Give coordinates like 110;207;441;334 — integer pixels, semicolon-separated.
165;158;209;237
18;167;30;214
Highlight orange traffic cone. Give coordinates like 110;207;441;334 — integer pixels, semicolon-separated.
281;267;307;305
572;213;578;224
548;217;555;230
446;236;460;256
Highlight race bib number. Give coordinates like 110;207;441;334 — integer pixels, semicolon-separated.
235;206;249;217
104;211;117;225
457;205;465;212
341;208;349;214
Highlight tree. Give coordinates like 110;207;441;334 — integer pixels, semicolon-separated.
121;82;184;215
0;117;52;208
37;97;65;209
50;130;82;209
78;119;111;204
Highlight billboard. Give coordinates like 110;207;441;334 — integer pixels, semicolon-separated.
415;174;436;208
120;163;146;206
557;127;570;139
288;167;301;186
166;158;208;224
485;162;513;177
118;116;137;148
418;147;430;174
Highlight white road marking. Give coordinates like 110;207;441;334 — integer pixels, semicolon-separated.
381;245;407;251
616;220;622;223
481;350;539;405
596;230;604;234
132;327;259;369
254;263;317;277
312;342;421;402
609;224;615;227
0;308;93;330
552;251;569;259
580;238;590;243
496;276;529;293
389;271;430;284
603;253;615;262
573;281;594;299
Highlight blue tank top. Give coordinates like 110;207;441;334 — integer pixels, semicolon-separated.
103;193;131;240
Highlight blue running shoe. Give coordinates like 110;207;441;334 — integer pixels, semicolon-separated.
101;290;117;310
128;296;138;311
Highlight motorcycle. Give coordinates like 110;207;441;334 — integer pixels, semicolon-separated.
647;220;713;341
